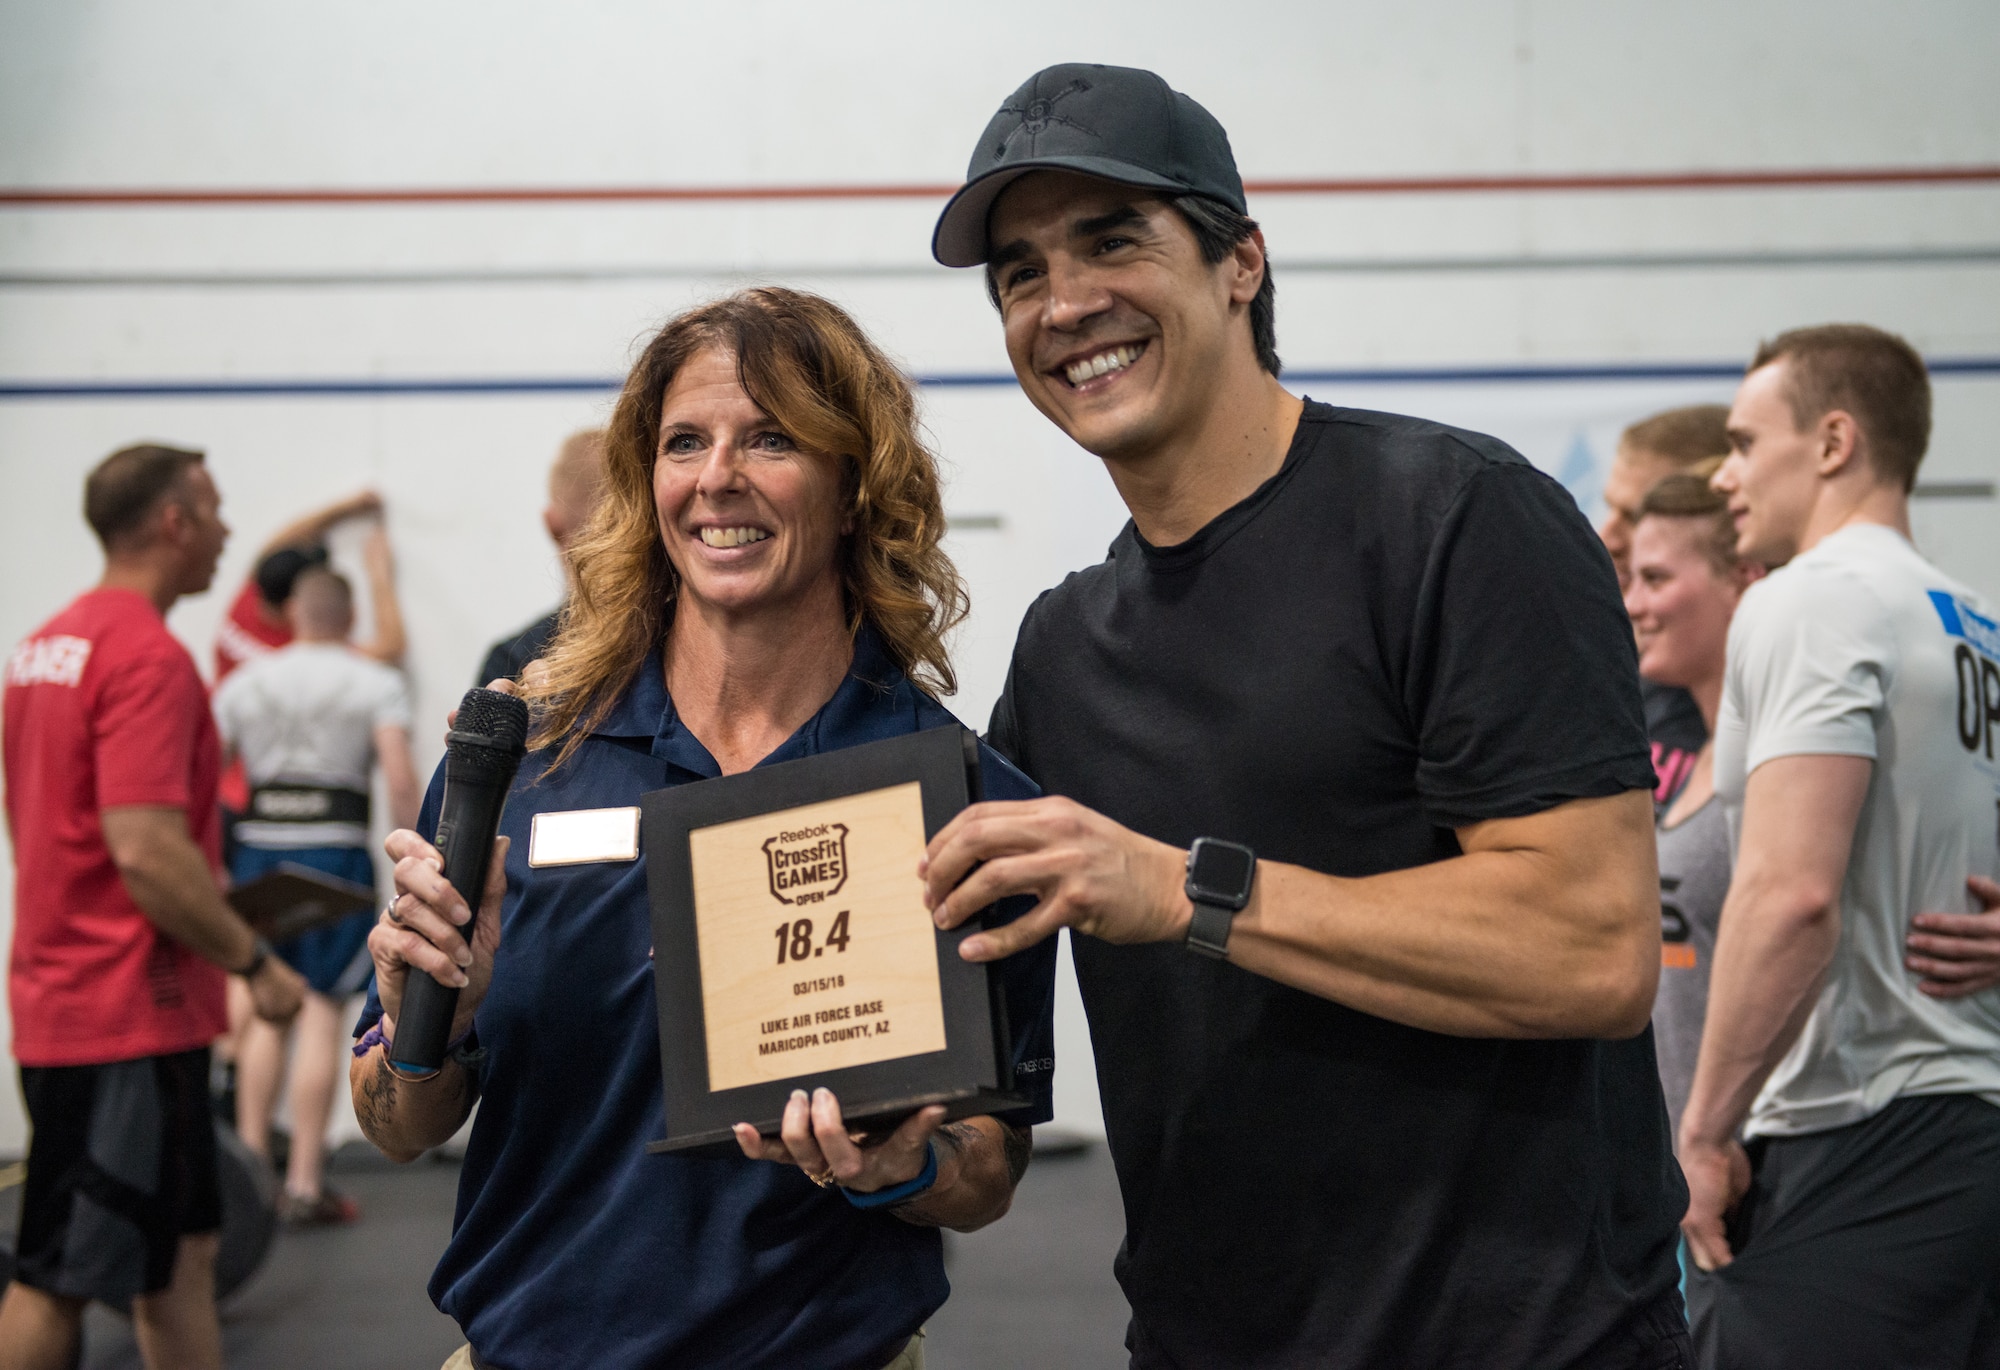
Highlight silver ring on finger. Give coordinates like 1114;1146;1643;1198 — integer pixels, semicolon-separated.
384;901;405;926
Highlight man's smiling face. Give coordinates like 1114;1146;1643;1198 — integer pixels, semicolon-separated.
986;171;1254;463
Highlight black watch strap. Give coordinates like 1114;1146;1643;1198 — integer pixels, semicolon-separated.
236;935;274;979
1183;837;1256;959
1185;899;1238;959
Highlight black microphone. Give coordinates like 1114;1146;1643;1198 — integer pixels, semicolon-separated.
390;687;529;1075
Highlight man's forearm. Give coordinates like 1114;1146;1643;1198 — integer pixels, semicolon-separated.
1679;878;1839;1147
1227;791;1660;1039
106;813;256;970
357;558;406;663
891;1118;1030;1233
349;1044;477;1163
1680;754;1871;1148
257;491;378;560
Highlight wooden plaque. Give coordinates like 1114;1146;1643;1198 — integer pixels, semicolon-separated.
644;725;1027;1154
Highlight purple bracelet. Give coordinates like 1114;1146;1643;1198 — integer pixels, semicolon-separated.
351;1021;472;1060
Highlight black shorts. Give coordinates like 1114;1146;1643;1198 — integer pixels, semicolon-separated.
15;1047;223;1302
1686;1092;2000;1370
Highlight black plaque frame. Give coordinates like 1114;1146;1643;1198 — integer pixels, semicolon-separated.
643;724;1026;1154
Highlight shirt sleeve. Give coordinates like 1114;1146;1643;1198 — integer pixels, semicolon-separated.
371;664;414;732
984;681;1022;772
983;593;1052;776
1728;566;1887;772
214;579;264;677
95;648;209;811
1407;461;1657;828
476;641;513;690
211;671;242;751
973;743;1057;1128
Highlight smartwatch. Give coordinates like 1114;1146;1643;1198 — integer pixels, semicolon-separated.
1184;837;1257;959
235;935;275;980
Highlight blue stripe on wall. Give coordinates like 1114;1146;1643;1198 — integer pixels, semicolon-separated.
3;358;1999;400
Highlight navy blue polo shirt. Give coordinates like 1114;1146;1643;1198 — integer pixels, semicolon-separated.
358;630;1056;1370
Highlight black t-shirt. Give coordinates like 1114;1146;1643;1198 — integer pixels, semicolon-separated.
476;606;560;688
988;401;1684;1370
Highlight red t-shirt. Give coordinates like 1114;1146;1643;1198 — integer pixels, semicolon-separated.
4;587;228;1066
213;578;289;684
213;579;290;811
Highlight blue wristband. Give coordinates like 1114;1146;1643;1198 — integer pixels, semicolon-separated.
841;1141;938;1210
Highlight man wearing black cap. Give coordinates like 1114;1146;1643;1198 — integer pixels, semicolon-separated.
922;65;1689;1368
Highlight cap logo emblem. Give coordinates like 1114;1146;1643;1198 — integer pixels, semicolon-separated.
996;79;1094;158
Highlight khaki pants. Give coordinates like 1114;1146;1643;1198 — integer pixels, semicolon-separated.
442;1327;924;1369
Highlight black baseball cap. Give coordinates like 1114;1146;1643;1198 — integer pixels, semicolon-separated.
931;64;1246;268
255;543;329;607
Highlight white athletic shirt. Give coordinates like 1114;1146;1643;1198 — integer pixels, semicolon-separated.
1715;523;2000;1139
212;641;412;850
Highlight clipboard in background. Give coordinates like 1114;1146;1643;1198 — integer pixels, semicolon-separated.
227;863;377;943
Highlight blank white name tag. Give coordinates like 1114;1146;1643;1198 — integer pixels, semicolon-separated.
528;807;641;868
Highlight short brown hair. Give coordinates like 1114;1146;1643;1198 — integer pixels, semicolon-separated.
83;444;205;551
1749;324;1931;491
289;567;354;635
1621;404;1730;467
528;288;968;770
549;428;608;519
1636;464;1738;576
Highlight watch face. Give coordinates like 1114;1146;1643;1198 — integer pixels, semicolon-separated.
1188;839;1255;903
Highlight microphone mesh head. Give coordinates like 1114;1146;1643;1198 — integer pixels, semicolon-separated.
454;687;530;754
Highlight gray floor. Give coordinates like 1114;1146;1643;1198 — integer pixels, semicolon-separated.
42;1136;1130;1369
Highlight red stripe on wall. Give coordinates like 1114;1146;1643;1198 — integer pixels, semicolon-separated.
3;165;1997;208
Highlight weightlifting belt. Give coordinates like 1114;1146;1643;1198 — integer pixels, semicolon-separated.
247;784;371;826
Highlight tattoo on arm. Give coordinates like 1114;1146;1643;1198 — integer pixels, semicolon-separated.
1001;1124;1031;1187
934;1120;981;1163
354;1048;476;1153
889;1120;983;1225
890;1119;1030;1228
354;1050;399;1139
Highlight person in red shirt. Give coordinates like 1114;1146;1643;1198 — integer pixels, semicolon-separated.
212;488;406;686
1;444;305;1370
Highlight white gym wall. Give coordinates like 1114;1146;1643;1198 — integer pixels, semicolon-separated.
2;0;1997;1152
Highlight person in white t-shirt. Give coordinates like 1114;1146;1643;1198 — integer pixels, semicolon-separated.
214;562;420;1224
1681;324;2000;1368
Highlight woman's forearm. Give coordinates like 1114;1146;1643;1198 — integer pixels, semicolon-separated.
349;1043;477;1163
892;1118;1031;1233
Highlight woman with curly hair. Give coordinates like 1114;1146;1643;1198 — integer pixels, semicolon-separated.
348;288;1057;1370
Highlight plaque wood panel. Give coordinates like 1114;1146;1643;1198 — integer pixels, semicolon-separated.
690;781;947;1090
644;725;1028;1153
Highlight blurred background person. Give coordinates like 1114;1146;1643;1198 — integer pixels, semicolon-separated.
475;428;606;686
1622;467;1764;1142
1;444;304;1370
210;495;408;1097
215;543;419;1227
1682;325;2000;1367
214;489;406;687
1597;405;1733;805
214;491;405;836
351;289;1056;1370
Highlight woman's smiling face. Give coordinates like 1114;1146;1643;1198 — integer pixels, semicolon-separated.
653;346;850;621
1623;515;1742;691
